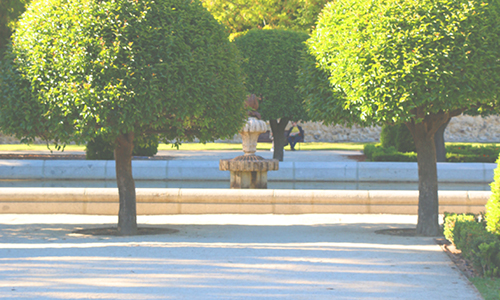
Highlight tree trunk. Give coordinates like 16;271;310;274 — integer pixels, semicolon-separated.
270;118;289;162
414;128;439;236
407;115;449;236
434;118;450;162
115;132;137;235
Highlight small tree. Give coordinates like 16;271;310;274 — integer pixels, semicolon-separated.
234;29;309;161
0;0;246;235
301;0;500;235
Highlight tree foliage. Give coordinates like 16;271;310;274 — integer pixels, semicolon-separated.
202;0;328;34
235;29;309;121
0;0;30;55
304;0;499;126
1;0;247;147
234;29;309;160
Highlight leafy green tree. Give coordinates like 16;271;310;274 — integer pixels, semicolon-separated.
0;0;30;55
0;0;246;235
234;29;309;161
202;0;328;34
300;0;500;235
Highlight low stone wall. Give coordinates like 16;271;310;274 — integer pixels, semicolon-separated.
0;188;489;215
222;114;500;143
1;114;499;144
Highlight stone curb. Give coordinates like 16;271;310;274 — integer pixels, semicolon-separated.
0;160;495;183
0;188;489;215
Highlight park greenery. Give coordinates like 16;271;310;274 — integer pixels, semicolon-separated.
0;0;30;56
234;29;310;161
364;143;500;163
201;0;328;36
0;0;247;235
300;0;500;236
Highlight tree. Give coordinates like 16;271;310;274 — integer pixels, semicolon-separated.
234;29;309;161
201;0;329;34
0;0;246;235
0;0;30;56
300;0;500;235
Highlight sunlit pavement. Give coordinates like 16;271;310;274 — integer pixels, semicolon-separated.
0;214;481;299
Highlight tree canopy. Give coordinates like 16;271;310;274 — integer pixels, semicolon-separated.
301;0;500;235
234;29;309;160
202;0;328;34
0;0;247;234
1;0;246;146
0;0;30;55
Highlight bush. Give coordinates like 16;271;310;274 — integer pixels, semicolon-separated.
363;144;382;161
447;145;500;163
363;144;417;162
380;124;415;153
395;124;416;153
486;154;500;235
455;221;500;277
443;212;477;245
86;135;159;160
444;213;500;277
446;153;497;163
86;136;115;160
380;125;397;149
364;143;500;162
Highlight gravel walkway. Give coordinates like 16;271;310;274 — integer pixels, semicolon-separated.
0;214;482;300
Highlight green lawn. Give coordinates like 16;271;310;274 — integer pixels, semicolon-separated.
0;141;497;152
0;142;371;152
471;277;500;300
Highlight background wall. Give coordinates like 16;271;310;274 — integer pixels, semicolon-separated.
0;114;499;144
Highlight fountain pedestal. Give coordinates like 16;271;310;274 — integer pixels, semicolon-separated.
220;117;279;189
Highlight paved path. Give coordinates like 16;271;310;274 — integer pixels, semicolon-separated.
0;214;482;299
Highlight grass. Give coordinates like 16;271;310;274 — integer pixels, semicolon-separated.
0;144;86;152
0;142;370;152
0;141;497;152
158;142;370;151
470;277;500;300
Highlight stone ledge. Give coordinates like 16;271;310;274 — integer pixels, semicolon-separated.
0;188;490;215
0;160;494;183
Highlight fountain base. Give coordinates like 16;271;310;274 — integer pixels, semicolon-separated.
219;155;279;189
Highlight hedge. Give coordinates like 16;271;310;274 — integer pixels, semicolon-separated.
444;213;500;277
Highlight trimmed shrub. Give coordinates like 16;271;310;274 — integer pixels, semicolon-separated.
486;154;500;235
395;124;416;153
372;151;417;162
363;144;381;161
454;221;500;277
380;124;415;153
364;145;417;162
446;153;497;163
443;212;477;245
380;125;397;149
86;136;115;160
364;144;500;162
444;213;500;277
86;135;159;160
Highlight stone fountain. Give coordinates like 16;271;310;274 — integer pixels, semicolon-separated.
219;95;279;189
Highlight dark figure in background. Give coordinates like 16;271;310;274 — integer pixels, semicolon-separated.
287;121;303;151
